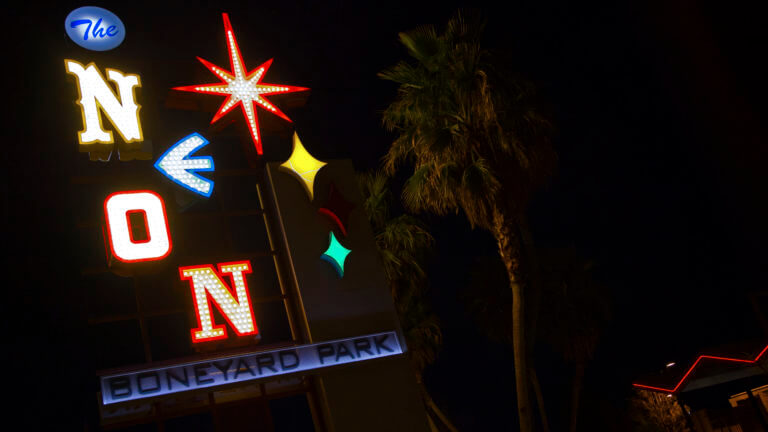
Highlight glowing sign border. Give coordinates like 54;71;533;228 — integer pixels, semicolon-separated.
100;331;403;405
104;190;172;263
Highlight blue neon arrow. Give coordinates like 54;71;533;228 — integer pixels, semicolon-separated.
154;133;215;197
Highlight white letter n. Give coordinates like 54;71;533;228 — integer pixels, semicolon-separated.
65;59;143;145
179;261;259;343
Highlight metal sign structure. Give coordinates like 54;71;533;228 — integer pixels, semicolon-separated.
101;331;402;404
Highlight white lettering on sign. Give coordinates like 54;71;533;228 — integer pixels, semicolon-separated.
104;191;172;263
65;59;143;145
100;331;403;404
179;261;258;343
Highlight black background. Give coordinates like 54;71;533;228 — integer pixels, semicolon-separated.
6;1;768;429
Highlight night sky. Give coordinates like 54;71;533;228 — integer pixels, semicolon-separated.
7;1;768;430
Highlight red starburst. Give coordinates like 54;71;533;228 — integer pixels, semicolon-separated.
174;13;309;154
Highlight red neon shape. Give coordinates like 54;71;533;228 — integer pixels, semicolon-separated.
318;183;355;236
125;210;150;244
632;343;768;393
178;260;259;343
318;208;347;236
104;190;172;263
173;13;309;155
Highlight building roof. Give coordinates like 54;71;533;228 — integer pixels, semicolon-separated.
633;341;768;393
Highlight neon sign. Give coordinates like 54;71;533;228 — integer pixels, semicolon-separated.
61;10;411;417
65;60;143;156
104;191;172;263
179;261;258;343
173;13;309;154
280;132;326;200
319;183;355;236
321;232;351;277
154;133;215;197
65;6;125;51
100;331;403;405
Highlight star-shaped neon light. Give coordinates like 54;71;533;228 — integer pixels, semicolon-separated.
280;132;326;200
173;13;309;155
321;232;351;277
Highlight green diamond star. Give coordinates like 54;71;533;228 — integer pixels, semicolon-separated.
321;232;351;277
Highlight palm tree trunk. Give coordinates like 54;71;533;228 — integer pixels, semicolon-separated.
570;361;585;432
420;384;459;432
492;207;532;432
530;366;551;432
426;412;439;432
518;217;551;431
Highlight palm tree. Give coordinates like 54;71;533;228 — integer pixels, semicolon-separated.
378;12;556;432
537;248;611;432
463;248;611;432
630;390;691;432
463;255;552;431
359;171;458;432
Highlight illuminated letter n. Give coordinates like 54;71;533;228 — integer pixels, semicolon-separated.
65;59;143;145
179;261;258;343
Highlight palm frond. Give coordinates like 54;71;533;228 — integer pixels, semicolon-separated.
358;171;392;229
401;164;433;213
398;27;442;70
358;169;439;374
380;11;556;225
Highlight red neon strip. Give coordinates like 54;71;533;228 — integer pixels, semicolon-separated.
318;208;347;236
632;343;768;393
126;210;150;244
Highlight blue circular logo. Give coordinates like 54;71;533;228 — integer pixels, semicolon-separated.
65;6;125;51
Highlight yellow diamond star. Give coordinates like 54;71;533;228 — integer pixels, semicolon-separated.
280;133;327;200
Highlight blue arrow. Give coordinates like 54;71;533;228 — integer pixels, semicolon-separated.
154;133;215;197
